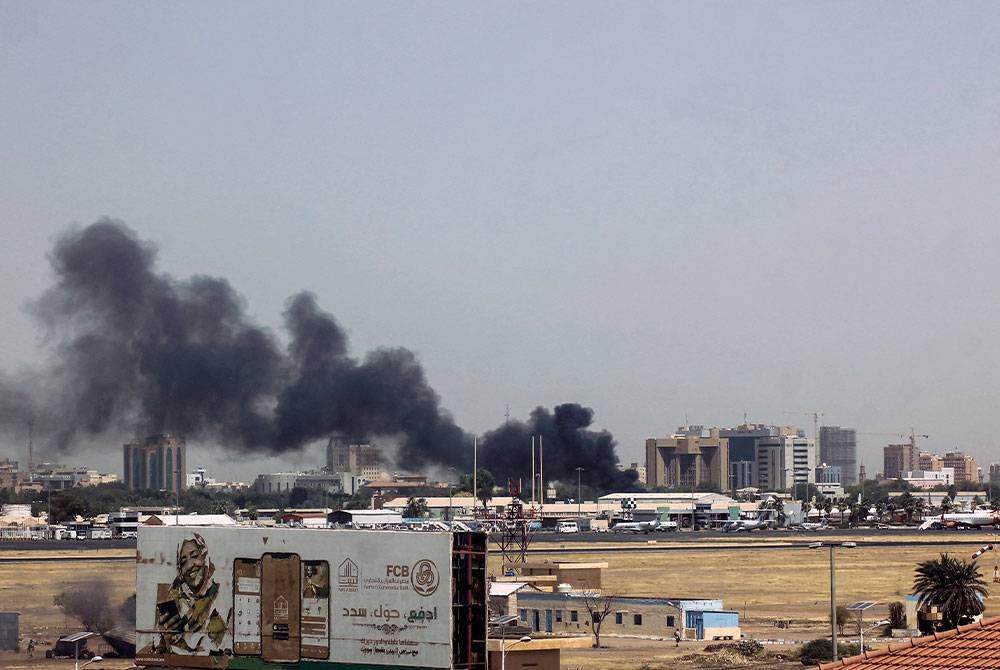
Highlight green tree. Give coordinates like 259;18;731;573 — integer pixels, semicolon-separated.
888;601;905;630
834;605;851;635
475;469;496;511
48;490;87;525
288;486;310;507
403;497;429;518
913;553;988;631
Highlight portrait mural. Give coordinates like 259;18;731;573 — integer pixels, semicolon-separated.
153;533;233;655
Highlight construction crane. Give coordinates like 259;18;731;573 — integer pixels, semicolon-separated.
783;410;825;450
857;429;929;450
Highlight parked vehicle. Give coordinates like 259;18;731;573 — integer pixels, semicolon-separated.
556;520;579;533
46;632;97;659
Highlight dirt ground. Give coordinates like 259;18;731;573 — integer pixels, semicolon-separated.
2;531;997;669
510;531;1000;669
0;548;136;668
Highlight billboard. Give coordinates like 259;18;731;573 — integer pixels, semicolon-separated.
136;526;461;669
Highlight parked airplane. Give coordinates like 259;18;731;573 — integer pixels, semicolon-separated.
721;517;771;532
919;510;1000;530
612;519;661;534
793;520;829;532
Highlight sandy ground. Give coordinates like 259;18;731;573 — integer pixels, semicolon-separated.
0;652;135;670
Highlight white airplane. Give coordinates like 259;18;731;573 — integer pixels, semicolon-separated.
721;517;771;532
919;510;1000;530
793;520;829;532
612;519;661;534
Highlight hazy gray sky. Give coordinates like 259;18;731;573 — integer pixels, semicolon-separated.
2;3;999;482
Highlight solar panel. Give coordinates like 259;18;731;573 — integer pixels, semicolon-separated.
846;601;878;611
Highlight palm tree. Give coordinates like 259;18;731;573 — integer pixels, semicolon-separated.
912;553;988;631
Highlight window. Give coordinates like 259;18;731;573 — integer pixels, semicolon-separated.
633;614;643;626
570;610;578;622
666;615;675;628
615;613;623;625
555;610;563;623
519;609;527;622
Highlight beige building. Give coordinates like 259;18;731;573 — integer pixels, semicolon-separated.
884;442;920;480
516;592;741;641
325;438;386;480
486;636;590;670
919;451;944;471
506;561;609;592
645;427;729;490
941;451;979;485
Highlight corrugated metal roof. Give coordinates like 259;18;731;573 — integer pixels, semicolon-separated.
489;582;541;597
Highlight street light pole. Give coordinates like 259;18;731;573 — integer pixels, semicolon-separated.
829;545;837;659
74;640;102;670
447;467;456;527
809;541;856;662
500;634;532;670
576;467;584;520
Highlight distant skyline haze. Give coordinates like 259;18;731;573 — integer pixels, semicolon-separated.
1;3;998;481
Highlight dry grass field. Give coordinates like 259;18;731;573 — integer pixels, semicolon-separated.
505;531;1000;669
0;548;136;670
1;532;997;669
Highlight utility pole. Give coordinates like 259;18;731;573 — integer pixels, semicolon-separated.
27;420;34;479
576;467;584;520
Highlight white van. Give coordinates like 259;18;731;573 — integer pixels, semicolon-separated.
556;521;579;534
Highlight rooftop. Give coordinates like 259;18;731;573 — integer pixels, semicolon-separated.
817;615;1000;670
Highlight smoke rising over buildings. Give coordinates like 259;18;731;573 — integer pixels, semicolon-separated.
478;404;639;493
0;219;628;481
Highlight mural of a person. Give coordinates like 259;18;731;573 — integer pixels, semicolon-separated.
302;561;330;599
155;533;231;654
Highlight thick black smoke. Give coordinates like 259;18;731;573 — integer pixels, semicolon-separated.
478;404;641;493
1;219;632;483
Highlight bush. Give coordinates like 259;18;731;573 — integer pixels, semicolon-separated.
799;638;861;665
888;601;906;629
736;639;763;657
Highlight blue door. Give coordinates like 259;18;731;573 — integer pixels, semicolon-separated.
545;609;553;633
532;610;540;632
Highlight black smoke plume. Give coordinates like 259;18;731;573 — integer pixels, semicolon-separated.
478;404;641;493
1;219;632;484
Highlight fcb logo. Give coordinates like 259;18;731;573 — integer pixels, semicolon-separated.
411;559;439;596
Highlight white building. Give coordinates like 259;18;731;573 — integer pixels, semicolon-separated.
755;435;816;494
902;467;955;489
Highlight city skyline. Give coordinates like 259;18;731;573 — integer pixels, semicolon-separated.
2;4;999;480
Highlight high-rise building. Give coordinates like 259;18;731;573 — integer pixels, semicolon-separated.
990;463;1000;484
941;451;979;485
755;435;816;494
818;426;858;486
719;424;796;490
123;433;186;493
918;451;943;471
326;437;386;481
883;442;920;481
645;427;729;490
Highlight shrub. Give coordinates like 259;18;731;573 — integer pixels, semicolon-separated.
888;601;906;629
736;639;763;657
799;638;861;665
